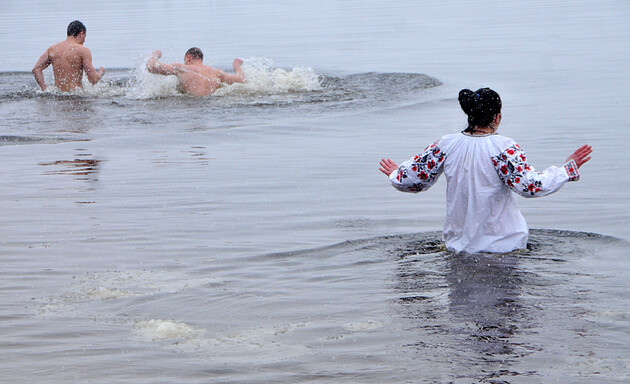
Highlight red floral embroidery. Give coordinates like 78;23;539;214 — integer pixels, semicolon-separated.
492;144;546;197
394;141;446;192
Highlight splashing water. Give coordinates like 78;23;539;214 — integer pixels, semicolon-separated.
215;57;322;96
126;56;321;99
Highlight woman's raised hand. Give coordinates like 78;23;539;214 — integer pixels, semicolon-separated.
379;158;399;176
566;145;593;168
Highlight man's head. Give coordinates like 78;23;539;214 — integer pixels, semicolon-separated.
184;47;204;63
67;20;87;37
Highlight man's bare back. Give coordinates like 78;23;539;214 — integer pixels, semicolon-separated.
32;20;104;92
146;48;245;96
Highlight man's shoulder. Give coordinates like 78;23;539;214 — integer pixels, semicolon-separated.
48;41;64;52
186;64;220;76
52;41;90;55
75;44;92;55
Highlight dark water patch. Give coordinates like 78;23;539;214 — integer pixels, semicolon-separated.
0;135;85;146
0;135;47;145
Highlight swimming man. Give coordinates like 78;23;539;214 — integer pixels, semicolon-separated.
32;20;105;92
146;48;245;96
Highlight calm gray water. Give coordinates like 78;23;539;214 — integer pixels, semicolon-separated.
1;1;630;383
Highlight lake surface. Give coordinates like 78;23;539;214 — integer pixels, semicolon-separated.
1;1;629;383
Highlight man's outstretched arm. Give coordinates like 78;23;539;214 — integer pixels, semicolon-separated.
146;50;179;76
219;58;246;85
32;50;52;91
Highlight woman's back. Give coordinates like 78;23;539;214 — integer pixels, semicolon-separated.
439;133;527;253
379;87;591;254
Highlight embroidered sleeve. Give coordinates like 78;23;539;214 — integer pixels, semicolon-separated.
492;144;579;198
390;142;446;193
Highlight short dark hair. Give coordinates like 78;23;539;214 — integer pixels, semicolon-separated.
459;88;502;130
185;47;204;61
67;20;86;37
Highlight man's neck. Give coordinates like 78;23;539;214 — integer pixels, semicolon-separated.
66;36;84;45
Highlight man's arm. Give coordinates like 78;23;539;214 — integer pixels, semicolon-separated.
32;50;52;91
218;58;246;85
146;50;180;76
82;48;105;85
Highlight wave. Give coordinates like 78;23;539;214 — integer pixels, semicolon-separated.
0;57;441;108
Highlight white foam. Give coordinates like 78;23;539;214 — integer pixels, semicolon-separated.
211;323;304;347
215;57;321;96
37;269;224;318
343;320;384;331
86;286;135;300
134;319;202;341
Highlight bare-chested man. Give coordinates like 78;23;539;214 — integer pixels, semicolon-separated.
32;20;105;92
146;48;245;96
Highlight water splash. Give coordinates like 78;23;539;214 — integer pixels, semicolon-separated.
215;57;322;96
126;56;322;99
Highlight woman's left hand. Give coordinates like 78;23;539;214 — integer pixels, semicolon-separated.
566;144;593;168
379;158;398;176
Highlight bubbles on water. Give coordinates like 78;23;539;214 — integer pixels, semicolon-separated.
88;286;136;300
134;319;202;341
343;320;384;331
36;269;225;318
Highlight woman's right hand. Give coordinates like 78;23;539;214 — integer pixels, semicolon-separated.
566;145;593;168
379;158;398;176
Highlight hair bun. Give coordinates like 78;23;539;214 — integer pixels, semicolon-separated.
459;87;502;129
458;89;477;114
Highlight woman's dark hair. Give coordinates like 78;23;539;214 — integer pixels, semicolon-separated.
458;88;502;131
67;20;86;37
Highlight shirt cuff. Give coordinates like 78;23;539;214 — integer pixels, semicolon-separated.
564;159;580;182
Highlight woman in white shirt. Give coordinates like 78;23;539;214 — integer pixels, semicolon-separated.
379;88;593;254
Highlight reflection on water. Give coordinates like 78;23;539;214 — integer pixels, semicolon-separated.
389;230;629;383
39;149;102;204
443;252;530;382
151;146;211;167
39;158;101;177
392;238;529;381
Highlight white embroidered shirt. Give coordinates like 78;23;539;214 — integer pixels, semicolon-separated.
389;132;579;254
